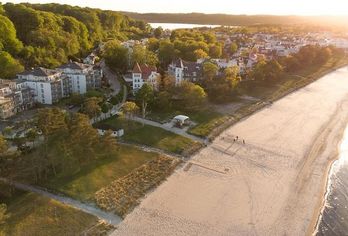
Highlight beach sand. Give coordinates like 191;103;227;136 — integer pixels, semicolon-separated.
112;66;348;236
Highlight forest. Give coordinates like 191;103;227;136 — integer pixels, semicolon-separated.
0;3;150;79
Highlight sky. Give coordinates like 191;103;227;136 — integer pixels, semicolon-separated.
5;0;348;16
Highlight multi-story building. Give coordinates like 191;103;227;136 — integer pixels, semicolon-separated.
168;58;203;85
0;79;34;113
132;63;160;91
58;62;102;94
0;97;15;119
17;67;69;105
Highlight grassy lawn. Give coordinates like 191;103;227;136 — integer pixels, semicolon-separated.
146;109;228;138
95;116;201;154
187;111;229;137
0;192;109;236
45;145;160;202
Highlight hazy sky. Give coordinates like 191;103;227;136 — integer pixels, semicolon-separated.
5;0;348;15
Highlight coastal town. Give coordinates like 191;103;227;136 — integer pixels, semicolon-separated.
1;2;348;236
1;28;348;120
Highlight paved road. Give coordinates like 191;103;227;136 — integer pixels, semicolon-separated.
0;178;122;226
129;116;206;143
100;60;121;95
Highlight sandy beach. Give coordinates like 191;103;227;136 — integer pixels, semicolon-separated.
112;66;348;236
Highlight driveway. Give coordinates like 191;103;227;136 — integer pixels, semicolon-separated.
100;60;121;95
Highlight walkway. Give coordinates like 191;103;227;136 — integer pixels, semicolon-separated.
129;116;206;143
100;60;121;95
0;178;122;226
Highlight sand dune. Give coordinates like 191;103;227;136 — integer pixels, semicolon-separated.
112;66;348;236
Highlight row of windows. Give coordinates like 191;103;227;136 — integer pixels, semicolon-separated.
134;79;143;83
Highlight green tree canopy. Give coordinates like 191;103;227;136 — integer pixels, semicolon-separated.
135;83;154;119
0;51;24;79
103;40;129;73
203;62;219;80
0;15;23;54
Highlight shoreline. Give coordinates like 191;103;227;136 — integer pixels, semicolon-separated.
112;66;348;235
310;124;348;236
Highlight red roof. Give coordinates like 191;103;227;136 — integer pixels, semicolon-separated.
132;62;157;80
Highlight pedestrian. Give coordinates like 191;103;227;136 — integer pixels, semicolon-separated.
233;138;236;142
243;139;245;144
236;136;239;140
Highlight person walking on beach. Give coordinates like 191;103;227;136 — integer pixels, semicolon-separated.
243;139;245;144
236;136;239;140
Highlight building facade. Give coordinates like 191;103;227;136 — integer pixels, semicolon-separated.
58;62;102;94
17;68;68;105
168;58;202;85
132;63;160;91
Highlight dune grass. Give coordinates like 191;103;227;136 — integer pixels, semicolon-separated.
95;156;181;217
45;145;160;202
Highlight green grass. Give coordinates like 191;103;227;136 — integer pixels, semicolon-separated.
146;109;227;138
0;192;103;236
95;116;200;154
187;111;229;137
45;145;160;202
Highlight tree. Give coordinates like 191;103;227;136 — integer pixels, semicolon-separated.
203;62;219;80
101;102;111;114
69;113;99;163
0;51;24;79
37;108;67;137
102;40;129;73
25;128;37;147
224;65;240;79
316;47;332;64
158;74;176;92
81;97;102;119
229;42;238;55
135;84;154;120
252;59;283;81
0;204;9;225
0;15;23;54
69;93;84;106
194;49;208;60
209;44;222;58
131;44;159;66
147;37;159;52
158;40;175;67
204;66;240;103
154;91;172;112
122;101;139;120
177;82;206;111
153;26;163;38
0;135;8;156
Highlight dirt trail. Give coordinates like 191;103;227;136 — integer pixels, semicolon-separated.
0;178;122;226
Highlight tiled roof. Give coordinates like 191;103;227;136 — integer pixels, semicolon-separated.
59;62;91;70
18;67;59;77
132;62;157;80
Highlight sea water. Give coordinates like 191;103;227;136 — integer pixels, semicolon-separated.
316;125;348;235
